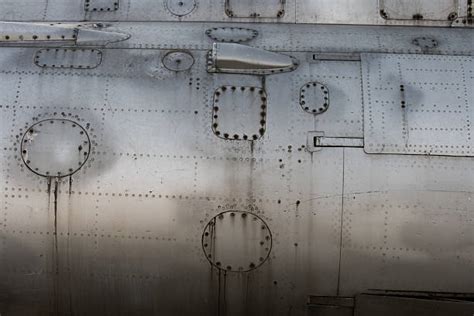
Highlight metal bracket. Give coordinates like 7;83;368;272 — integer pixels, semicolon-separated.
308;52;361;62
307;131;364;152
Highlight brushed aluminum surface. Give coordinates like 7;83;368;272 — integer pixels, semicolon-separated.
0;0;471;27
0;20;473;316
362;53;474;157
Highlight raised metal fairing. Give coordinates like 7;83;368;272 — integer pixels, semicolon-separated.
0;22;77;45
207;42;298;75
75;24;131;45
205;27;258;43
0;22;130;46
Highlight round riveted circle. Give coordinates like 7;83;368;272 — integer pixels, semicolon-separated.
162;51;194;72
202;210;272;272
299;82;330;115
21;119;91;177
412;37;438;49
165;0;196;16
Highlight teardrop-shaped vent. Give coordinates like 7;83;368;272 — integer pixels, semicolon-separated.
207;43;298;75
205;27;258;43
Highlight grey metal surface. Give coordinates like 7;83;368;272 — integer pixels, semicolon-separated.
206;27;258;43
354;294;474;316
0;22;130;46
207;43;299;75
362;53;474;157
0;20;473;316
0;0;472;27
99;22;474;55
34;48;103;69
379;0;459;21
211;84;267;140
224;0;285;18
340;148;474;295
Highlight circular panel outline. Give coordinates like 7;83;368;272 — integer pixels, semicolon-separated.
165;0;197;17
201;210;272;272
299;81;330;115
162;50;195;72
20;118;91;178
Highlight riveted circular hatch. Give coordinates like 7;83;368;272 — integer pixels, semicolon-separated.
300;82;329;115
162;51;194;72
202;210;272;272
21;119;91;177
165;0;196;16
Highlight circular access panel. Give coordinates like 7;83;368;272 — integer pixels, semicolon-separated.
300;82;329;115
162;51;194;72
202;210;272;272
165;0;196;16
21;119;91;177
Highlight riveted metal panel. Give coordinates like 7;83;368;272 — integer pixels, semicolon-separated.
84;0;120;12
379;0;459;21
0;41;348;315
339;148;474;295
211;85;267;140
93;22;474;56
34;48;102;69
225;0;285;18
206;27;258;43
290;59;364;138
295;0;469;26
0;0;470;26
362;53;474;157
0;21;473;316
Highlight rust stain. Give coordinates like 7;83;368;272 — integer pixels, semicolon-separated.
68;175;73;195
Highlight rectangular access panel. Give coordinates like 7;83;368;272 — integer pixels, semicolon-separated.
225;0;285;18
379;0;459;21
362;53;474;157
